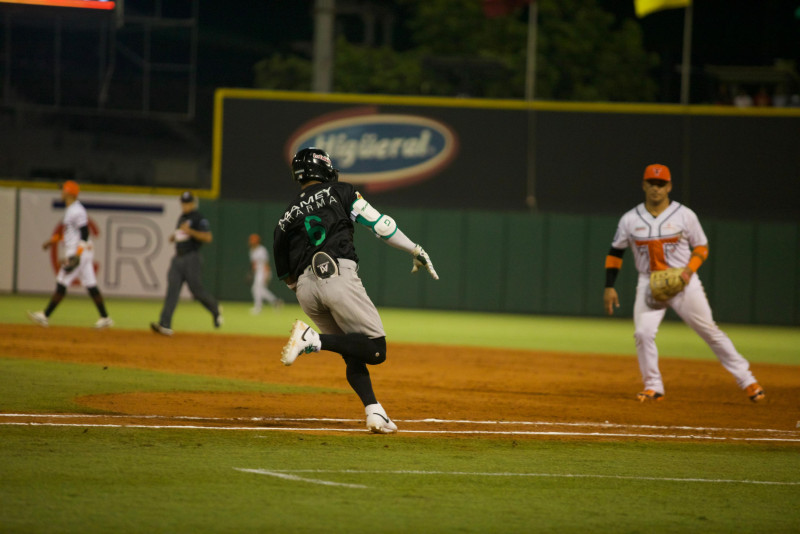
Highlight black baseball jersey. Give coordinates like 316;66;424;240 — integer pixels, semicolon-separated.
175;210;211;255
273;182;360;281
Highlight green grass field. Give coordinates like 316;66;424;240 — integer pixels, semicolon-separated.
1;294;798;533
3;293;799;363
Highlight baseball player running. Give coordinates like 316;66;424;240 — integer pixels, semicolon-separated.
150;191;222;336
27;180;113;329
603;164;764;403
248;233;283;314
275;147;439;434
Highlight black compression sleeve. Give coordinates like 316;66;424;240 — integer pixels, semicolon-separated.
605;247;625;288
607;247;625;258
605;268;620;288
80;225;89;241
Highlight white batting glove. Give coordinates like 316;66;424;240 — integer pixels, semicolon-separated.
412;244;439;280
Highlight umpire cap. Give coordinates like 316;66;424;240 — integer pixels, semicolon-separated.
180;191;195;203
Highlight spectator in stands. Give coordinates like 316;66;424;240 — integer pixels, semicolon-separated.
754;86;771;107
772;84;789;107
714;84;732;106
733;87;753;107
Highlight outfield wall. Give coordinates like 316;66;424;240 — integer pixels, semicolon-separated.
215;90;800;222
9;187;193;299
5;187;798;326
0;188;15;292
201;200;800;327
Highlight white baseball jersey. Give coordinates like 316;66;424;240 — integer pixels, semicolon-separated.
56;200;97;288
249;244;280;310
612;201;758;396
62;200;90;256
250;244;268;274
611;202;707;274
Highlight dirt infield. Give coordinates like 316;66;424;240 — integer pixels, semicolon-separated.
2;324;799;442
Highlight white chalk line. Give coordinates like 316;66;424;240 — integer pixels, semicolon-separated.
3;421;800;442
236;468;800;487
2;413;798;436
234;468;367;489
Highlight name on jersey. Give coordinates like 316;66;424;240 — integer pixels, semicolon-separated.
285;109;458;192
278;187;338;231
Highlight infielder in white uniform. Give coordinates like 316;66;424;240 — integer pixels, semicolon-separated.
27;181;114;329
248;233;282;313
603;164;764;403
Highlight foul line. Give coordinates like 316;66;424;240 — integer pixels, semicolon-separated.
2;413;798;435
236;468;800;487
3;421;800;442
2;414;799;443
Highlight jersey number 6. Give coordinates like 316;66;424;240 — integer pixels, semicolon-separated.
304;215;327;246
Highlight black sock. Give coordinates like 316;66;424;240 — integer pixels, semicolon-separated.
43;299;60;317
44;284;67;316
345;360;377;406
88;287;108;317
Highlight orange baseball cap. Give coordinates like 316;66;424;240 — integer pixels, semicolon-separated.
248;233;260;246
62;180;80;196
643;164;671;182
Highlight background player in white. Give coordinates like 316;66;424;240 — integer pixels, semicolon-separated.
248;233;282;314
27;180;113;329
603;164;764;403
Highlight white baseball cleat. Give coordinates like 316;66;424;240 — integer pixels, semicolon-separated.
27;310;49;327
365;403;398;434
150;322;174;337
280;319;321;366
94;317;114;329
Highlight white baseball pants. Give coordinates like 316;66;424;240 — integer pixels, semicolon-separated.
633;274;757;394
251;268;280;310
56;246;97;288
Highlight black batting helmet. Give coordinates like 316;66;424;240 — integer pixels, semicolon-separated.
291;147;339;184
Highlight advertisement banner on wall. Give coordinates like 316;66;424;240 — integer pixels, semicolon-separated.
0;187;16;292
215;91;530;210
17;189;190;298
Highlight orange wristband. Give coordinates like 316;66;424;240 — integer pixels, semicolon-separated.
605;255;623;269
687;245;708;272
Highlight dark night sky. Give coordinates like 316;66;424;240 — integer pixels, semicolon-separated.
194;0;800;89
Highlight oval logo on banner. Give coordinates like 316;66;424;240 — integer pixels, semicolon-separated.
286;109;459;192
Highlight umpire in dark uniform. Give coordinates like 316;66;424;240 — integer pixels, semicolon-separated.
151;191;222;336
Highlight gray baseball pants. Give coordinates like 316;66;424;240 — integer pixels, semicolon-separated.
295;259;385;338
158;250;219;328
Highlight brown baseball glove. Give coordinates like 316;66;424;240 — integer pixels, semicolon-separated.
649;267;687;301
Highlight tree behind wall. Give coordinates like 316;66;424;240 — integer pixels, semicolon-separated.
253;0;659;102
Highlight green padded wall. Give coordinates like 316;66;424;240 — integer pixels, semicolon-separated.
463;211;505;311
419;210;466;310
503;212;546;313
544;214;587;315
203;199;799;326
708;220;755;324
754;222;798;325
